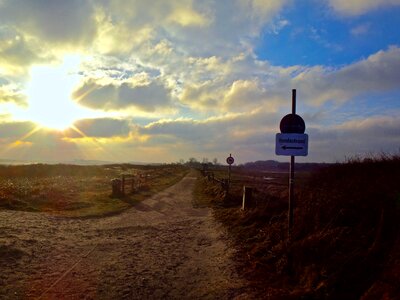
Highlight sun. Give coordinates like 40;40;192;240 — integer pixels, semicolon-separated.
24;55;89;131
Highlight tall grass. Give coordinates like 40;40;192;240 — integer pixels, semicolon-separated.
291;155;399;299
199;155;400;299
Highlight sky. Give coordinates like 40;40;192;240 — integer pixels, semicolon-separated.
0;0;399;164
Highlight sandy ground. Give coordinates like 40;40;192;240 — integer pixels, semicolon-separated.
0;172;250;299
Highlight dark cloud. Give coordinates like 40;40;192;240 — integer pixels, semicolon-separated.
73;80;116;109
141;119;212;141
73;79;173;112
66;118;131;138
0;0;97;47
118;81;173;112
0;121;36;138
140;110;280;146
0;27;41;71
306;116;400;161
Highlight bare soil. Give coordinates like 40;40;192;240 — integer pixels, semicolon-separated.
0;171;250;299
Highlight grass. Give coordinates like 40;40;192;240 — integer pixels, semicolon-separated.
195;155;400;299
0;164;189;218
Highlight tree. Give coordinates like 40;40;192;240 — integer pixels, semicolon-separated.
188;157;198;164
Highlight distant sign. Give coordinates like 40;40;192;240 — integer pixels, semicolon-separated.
226;155;234;165
280;114;305;134
275;133;308;156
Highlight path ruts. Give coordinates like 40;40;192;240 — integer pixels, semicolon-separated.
0;171;249;299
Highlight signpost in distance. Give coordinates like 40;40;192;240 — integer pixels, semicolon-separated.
226;154;234;184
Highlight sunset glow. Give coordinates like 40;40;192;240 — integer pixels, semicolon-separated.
24;56;86;130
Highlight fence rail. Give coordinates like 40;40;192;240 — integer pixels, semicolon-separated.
111;173;147;197
201;170;230;190
200;167;288;209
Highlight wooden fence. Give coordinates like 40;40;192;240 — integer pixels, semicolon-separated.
111;173;147;197
201;169;256;209
200;167;288;210
201;170;230;191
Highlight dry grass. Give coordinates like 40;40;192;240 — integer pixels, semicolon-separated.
196;156;400;299
0;164;189;218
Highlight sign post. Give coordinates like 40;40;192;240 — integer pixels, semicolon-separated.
275;89;309;237
289;91;296;238
226;154;234;184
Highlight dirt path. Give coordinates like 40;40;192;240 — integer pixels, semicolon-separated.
0;172;249;299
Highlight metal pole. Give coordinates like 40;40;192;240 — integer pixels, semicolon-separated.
289;155;295;236
292;89;296;114
288;89;296;237
228;153;232;184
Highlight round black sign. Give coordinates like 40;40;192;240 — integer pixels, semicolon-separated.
280;114;305;133
226;156;234;165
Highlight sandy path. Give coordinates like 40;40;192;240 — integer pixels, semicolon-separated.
0;172;249;299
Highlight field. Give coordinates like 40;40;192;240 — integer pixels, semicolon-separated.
1;159;399;298
0;164;188;218
195;156;400;299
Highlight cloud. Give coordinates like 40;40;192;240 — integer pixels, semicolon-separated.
0;83;26;104
236;0;289;33
178;53;295;113
11;132;82;162
97;0;210;28
337;115;400;138
0;120;131;162
0;0;97;77
0;0;289;110
0;121;36;138
65;118;131;138
350;23;371;36
180;81;221;110
91;0;211;56
105;0;289;57
138;100;400;163
0;27;42;76
308;115;400;161
72;44;400;141
328;0;400;15
166;3;210;27
73;78;174;113
140;110;280;149
293;46;400;106
0;0;97;48
177;46;400;115
223;79;272;112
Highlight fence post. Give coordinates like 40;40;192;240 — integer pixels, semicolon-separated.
111;178;122;197
223;178;230;195
242;186;253;210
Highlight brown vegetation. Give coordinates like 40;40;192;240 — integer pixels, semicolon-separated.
196;155;400;299
0;164;188;217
